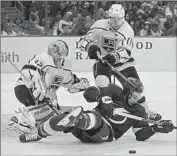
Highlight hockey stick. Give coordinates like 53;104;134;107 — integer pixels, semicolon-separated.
113;109;177;130
5;56;38;105
5;56;61;116
96;52;136;89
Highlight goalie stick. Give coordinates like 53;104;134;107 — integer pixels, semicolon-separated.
5;56;61;116
112;109;177;130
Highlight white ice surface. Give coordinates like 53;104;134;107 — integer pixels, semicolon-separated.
1;72;176;155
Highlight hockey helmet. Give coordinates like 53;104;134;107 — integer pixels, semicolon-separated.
108;4;125;30
126;77;145;104
48;40;69;63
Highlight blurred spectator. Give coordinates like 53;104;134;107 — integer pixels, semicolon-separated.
13;18;23;35
166;17;177;36
165;2;173;18
1;23;16;36
97;8;105;20
81;2;94;17
103;10;109;19
85;16;94;31
29;10;40;25
140;21;151;36
1;1;176;36
150;22;163;36
21;25;31;36
58;12;74;35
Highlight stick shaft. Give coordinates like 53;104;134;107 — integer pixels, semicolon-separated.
96;52;136;89
113;109;177;130
5;56;38;105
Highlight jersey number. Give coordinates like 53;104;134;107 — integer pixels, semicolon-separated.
34;59;43;67
29;56;43;68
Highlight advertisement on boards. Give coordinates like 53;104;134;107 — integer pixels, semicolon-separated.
1;37;176;73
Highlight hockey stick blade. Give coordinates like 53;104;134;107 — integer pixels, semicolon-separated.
113;109;177;131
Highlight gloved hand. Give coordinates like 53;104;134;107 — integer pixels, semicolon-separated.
152;120;174;133
32;77;47;101
102;53;119;65
83;86;101;102
98;96;114;118
68;77;90;93
86;42;101;60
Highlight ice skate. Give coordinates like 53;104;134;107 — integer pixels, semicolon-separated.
19;132;42;143
57;106;83;129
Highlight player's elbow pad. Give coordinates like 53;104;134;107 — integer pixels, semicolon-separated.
135;126;155;141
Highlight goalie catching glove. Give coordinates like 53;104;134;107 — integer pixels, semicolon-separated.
68;75;90;93
7;107;37;135
32;76;48;101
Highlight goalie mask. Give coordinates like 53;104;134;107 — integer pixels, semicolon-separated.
126;77;145;105
48;40;69;65
108;4;125;30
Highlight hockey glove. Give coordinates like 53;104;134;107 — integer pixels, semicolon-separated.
68;77;90;93
97;96;114;118
86;42;101;60
152;120;174;133
102;53;120;65
83;86;101;102
32;76;47;102
7;107;37;135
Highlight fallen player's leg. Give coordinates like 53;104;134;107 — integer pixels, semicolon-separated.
19;106;114;143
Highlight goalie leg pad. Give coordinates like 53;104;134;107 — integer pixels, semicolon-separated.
14;85;36;106
26;103;54;124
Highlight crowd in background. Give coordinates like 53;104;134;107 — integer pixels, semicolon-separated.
1;1;177;36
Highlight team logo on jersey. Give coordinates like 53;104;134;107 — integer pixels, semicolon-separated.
100;135;109;141
101;37;116;52
51;75;64;89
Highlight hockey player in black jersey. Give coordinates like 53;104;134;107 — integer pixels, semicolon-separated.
18;78;175;143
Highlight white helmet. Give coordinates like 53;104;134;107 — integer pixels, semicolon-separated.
48;40;69;64
108;4;125;29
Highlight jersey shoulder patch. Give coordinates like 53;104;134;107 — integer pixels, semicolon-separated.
119;21;134;38
62;59;72;71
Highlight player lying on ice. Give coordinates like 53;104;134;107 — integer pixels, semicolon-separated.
8;39;90;135
78;3;161;121
10;77;175;143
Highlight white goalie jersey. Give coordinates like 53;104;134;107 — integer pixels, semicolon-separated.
16;51;76;94
79;19;136;71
